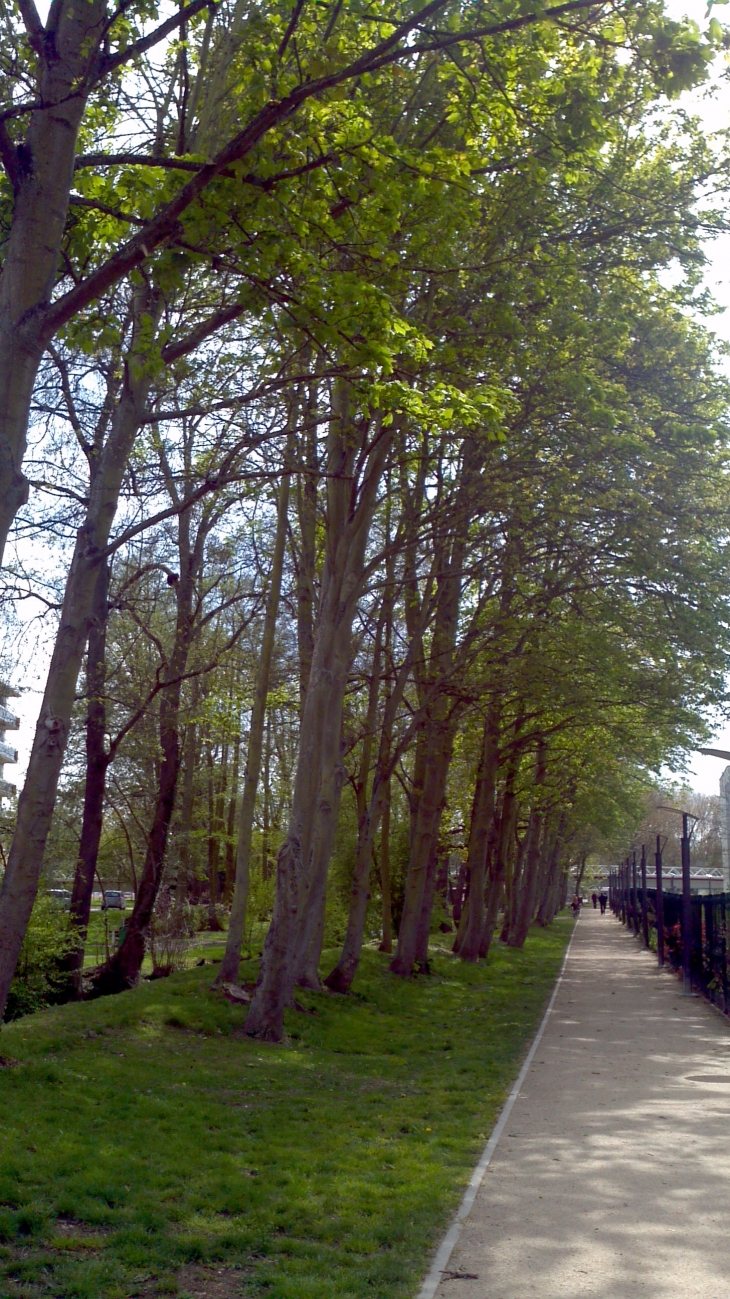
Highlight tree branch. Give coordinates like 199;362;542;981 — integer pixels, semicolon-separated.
0;120;20;191
97;0;214;77
16;0;44;47
39;0;618;343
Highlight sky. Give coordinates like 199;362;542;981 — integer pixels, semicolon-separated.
4;0;730;800
659;0;730;793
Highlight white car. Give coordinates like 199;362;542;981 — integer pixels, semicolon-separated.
102;890;126;910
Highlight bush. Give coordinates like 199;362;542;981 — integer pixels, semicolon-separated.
147;890;191;975
4;893;79;1021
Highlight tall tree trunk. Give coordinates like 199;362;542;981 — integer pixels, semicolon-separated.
0;0;107;559
176;683;199;899
295;378;318;709
206;745;220;910
64;557;111;993
321;600;386;993
459;704;500;962
261;714;272;880
378;781;393;952
506;741;547;948
218;455;291;984
505;812;542;948
223;734;241;901
536;817;564;926
501;827;528;942
88;489;209;994
413;719;457;971
389;458;470;978
479;753;519;959
245;396;391;1040
290;680;345;982
321;563;427;993
0;288;157;1022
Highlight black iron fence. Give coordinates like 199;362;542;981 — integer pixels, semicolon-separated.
608;841;730;1013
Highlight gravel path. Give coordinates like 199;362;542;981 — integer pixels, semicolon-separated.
430;905;730;1299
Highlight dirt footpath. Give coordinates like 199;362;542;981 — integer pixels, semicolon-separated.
430;906;730;1299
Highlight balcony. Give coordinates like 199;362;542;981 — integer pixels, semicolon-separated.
0;740;18;764
0;703;19;730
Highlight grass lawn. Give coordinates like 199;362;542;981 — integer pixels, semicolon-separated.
0;916;572;1299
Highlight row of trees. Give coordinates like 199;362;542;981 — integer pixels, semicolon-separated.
0;0;728;1037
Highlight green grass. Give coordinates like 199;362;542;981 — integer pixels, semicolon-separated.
0;916;572;1299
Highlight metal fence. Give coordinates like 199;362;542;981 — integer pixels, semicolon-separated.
608;840;730;1013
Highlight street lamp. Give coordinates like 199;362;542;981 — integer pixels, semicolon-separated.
658;805;699;995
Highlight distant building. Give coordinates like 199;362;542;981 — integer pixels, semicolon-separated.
645;868;724;896
594;863;726;896
0;683;20;802
720;766;730;892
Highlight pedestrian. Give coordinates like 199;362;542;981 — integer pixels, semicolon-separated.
591;892;598;909
599;893;607;915
571;894;582;915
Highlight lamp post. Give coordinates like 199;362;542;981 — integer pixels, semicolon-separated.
655;834;665;968
641;844;649;948
658;805;699;995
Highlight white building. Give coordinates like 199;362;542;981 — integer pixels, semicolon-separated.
0;682;20;802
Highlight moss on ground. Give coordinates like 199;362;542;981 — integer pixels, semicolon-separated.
0;916;572;1299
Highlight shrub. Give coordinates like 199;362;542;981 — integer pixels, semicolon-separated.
4;892;79;1021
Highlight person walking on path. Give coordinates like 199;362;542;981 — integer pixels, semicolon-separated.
570;894;581;915
599;891;607;914
591;891;598;909
427;905;730;1299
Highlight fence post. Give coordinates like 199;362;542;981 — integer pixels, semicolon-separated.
681;813;692;995
618;864;623;922
705;896;713;1001
641;844;649;948
622;860;627;925
632;851;639;938
717;898;722;1008
655;834;665;968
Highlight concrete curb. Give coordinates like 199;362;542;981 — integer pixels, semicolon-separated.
415;917;578;1299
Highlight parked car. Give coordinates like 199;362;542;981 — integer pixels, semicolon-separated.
101;890;126;910
48;889;72;909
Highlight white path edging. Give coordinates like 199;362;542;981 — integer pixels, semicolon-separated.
416;918;579;1299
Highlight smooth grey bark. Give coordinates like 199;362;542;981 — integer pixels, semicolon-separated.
322;578;436;992
412;717;457;971
0;0;108;557
536;816;565;926
245;397;392;1040
478;748;520;960
378;782;393;952
294;661;348;990
176;683;200;895
505;813;543;948
295;376;319;709
89;487;213;993
320;602;385;993
223;734;241;899
459;704;500;962
218;455;291;984
64;556;110;993
0;288;156;1021
506;741;547;948
389;528;464;977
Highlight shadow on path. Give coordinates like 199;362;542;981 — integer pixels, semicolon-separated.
434;908;730;1298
